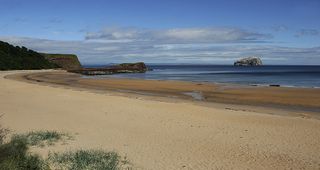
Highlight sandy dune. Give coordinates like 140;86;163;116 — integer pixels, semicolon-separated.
1;70;320;169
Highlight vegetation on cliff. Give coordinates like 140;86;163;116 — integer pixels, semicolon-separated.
42;53;82;70
0;41;58;70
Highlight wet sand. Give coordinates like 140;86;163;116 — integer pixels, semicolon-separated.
1;70;320;169
9;70;320;115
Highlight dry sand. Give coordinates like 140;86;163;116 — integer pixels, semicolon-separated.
1;70;320;169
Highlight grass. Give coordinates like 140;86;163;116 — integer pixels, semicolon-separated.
0;125;129;170
48;150;124;170
12;130;74;147
0;129;49;170
0;118;9;144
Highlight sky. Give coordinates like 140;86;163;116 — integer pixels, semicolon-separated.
0;0;320;65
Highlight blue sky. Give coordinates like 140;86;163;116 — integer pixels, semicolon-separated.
0;0;320;65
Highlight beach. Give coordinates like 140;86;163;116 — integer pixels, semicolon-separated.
11;70;320;115
1;70;320;169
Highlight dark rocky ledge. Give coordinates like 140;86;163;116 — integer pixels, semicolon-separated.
68;62;149;75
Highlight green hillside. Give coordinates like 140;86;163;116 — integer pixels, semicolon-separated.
0;41;58;70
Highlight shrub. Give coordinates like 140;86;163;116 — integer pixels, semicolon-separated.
48;150;123;170
12;131;73;147
0;130;49;170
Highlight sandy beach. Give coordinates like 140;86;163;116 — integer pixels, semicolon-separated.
1;70;320;169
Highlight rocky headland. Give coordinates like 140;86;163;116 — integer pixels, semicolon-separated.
69;62;149;75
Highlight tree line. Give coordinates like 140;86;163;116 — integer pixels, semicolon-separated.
0;41;58;70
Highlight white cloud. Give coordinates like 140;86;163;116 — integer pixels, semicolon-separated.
272;25;288;32
94;46;120;51
295;29;320;37
85;27;271;43
1;32;320;65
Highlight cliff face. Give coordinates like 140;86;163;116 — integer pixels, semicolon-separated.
234;57;263;66
42;53;82;70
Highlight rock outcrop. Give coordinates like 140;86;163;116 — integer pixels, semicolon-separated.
109;62;148;73
69;62;149;75
234;57;263;66
42;53;82;70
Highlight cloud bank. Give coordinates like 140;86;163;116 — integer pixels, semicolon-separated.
1;26;319;65
85;27;271;43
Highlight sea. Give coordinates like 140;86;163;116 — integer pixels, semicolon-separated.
83;65;320;88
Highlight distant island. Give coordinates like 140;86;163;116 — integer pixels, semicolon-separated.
234;56;263;66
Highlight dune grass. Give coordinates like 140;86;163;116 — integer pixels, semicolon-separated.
0;135;49;170
0;121;8;144
48;150;123;170
12;130;74;147
0;125;129;170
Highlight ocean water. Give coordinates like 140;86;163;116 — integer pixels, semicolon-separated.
85;65;320;88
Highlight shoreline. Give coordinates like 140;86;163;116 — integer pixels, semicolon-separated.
5;70;320;118
87;74;320;89
84;64;320;89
